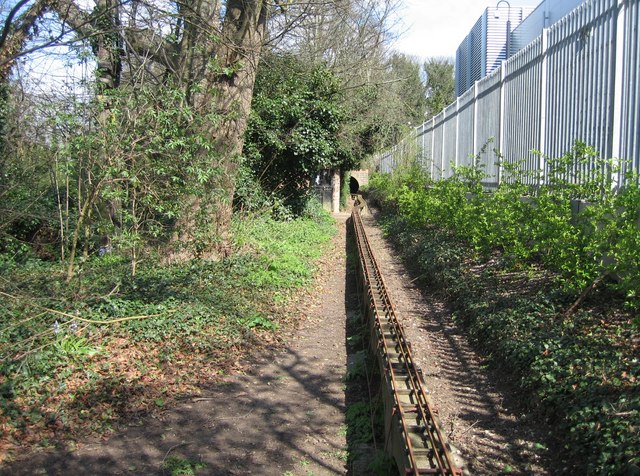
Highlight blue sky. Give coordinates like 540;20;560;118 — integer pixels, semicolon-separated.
392;0;542;60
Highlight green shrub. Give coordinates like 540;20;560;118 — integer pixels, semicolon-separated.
369;142;640;474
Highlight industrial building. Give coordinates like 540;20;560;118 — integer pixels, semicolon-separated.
510;0;585;52
380;0;639;187
455;3;534;96
455;0;587;96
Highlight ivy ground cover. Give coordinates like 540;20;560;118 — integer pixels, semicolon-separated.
0;209;335;463
367;149;639;475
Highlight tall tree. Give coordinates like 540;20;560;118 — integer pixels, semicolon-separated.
175;0;270;247
0;0;408;268
244;53;356;212
0;0;274;259
424;57;455;118
338;53;426;155
267;1;414;157
387;53;427;125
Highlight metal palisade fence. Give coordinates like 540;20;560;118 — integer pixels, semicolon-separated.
376;0;639;188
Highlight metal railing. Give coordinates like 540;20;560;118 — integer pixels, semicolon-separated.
376;0;639;187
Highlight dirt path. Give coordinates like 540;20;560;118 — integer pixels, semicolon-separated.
2;209;553;475
2;214;352;476
360;211;551;475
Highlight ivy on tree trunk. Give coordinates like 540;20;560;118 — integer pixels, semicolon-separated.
177;0;270;252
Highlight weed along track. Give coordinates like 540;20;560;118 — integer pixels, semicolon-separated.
350;196;462;476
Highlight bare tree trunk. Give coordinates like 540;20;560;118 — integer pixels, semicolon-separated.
66;179;104;281
0;0;50;79
174;0;269;254
93;0;122;93
0;0;50;163
212;0;269;231
51;156;66;260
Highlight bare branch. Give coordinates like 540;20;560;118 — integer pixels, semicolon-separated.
0;0;51;80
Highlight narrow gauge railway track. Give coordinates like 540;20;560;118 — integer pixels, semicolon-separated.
350;196;462;476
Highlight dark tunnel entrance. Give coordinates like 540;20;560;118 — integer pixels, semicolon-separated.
349;176;360;194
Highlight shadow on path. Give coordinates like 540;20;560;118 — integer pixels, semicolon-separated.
2;218;353;476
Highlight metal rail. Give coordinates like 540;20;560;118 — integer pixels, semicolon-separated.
350;196;462;476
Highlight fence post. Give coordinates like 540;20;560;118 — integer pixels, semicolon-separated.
539;28;549;186
441;109;447;179
431;117;436;181
498;61;507;186
416;125;422;168
419;125;424;169
423;125;427;172
455;97;461;169
394;144;398;171
610;0;626;187
473;81;479;159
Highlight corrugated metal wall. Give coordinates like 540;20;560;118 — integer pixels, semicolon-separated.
470;16;485;82
485;12;508;73
456;7;534;96
456;15;485;96
455;37;470;98
486;7;534;71
377;0;639;187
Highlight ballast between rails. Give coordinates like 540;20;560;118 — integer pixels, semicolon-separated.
350;195;462;476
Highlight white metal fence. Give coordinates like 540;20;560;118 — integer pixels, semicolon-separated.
376;0;640;187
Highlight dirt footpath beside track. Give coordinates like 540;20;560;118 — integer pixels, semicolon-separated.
2;209;552;475
2;214;352;476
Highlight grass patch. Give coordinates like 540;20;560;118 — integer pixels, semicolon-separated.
0;210;334;461
161;455;207;476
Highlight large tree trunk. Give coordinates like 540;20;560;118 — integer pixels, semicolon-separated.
209;0;269;238
175;0;222;100
93;0;122;93
1;0;271;259
175;0;269;254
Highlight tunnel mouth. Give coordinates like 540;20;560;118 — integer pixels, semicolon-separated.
349;176;360;194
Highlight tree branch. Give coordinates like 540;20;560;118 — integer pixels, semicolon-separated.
0;0;51;80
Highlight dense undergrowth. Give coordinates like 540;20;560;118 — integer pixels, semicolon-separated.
0;205;335;463
367;145;639;475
